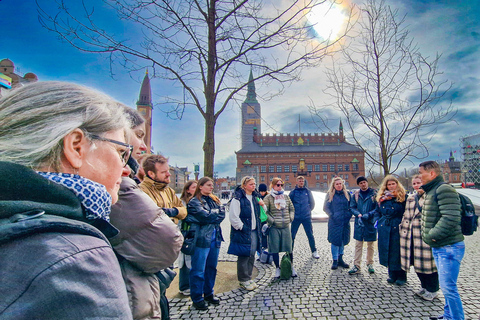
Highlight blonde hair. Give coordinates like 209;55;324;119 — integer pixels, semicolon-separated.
376;175;406;202
241;176;255;188
270;177;283;189
327;176;350;202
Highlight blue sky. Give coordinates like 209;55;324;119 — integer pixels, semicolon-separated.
2;0;479;177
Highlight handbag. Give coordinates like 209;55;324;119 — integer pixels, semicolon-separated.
181;222;197;255
257;197;268;223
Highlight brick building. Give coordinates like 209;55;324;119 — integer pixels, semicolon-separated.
235;72;365;191
442;151;462;185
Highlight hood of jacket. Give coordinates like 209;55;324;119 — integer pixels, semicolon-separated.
141;175;169;191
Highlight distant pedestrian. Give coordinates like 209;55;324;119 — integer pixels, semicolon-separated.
348;176;377;275
289;176;319;259
258;183;269;250
399;174;439;301
228;176;263;291
419;161;465;320
178;180;198;296
323;177;352;270
258;183;269;199
264;178;296;278
375;175;407;286
186;177;225;311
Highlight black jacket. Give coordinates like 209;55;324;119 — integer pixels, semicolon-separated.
186;195;225;248
350;188;377;242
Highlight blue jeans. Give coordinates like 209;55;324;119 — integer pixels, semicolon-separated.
432;241;465;320
189;240;220;303
331;243;344;260
291;218;317;252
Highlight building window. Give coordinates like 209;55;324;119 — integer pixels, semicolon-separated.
261;166;266;173
277;165;282;173
339;174;343;179
330;164;335;172
270;176;274;181
316;174;320;180
353;163;359;171
323;174;327;180
285;175;289;181
307;164;313;172
261;176;265;182
345;182;349;188
331;174;336;179
315;164;320;172
345;174;349;180
323;182;328;189
338;164;343;172
316;182;320;188
269;165;275;173
322;165;328;172
284;165;290;172
292;165;298;172
345;164;350;171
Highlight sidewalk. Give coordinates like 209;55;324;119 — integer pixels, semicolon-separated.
169;219;480;320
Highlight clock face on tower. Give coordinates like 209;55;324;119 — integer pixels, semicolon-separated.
138;107;147;117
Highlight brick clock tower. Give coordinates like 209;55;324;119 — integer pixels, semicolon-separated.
241;70;261;149
136;70;153;152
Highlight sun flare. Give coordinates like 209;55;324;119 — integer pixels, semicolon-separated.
307;1;349;42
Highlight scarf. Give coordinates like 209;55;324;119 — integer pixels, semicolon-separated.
379;190;397;203
270;189;286;210
37;172;112;222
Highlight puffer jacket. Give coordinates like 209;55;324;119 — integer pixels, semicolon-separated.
227;187;262;257
264;192;295;228
139;176;187;224
186;195;225;248
350;188;377;242
324;190;352;246
421;175;464;247
110;177;183;320
0;161;132;320
289;186;315;220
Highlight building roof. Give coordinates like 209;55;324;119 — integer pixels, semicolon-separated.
137;71;152;107
236;141;363;154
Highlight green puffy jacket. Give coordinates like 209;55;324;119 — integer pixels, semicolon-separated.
421;175;464;247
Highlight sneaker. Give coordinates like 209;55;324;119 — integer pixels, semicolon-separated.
247;280;259;289
312;251;320;259
274;268;281;278
180;289;191;296
348;265;360;275
291;266;298;277
240;281;256;291
204;294;220;305
429;316;444;320
395;279;406;286
192;300;208;310
367;264;375;274
414;288;426;297
422;291;439;301
387;278;395;284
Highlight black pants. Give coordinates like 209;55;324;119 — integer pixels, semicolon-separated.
388;269;407;281
417;272;440;293
291;218;317;253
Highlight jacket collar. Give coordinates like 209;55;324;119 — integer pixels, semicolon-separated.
142;175;168;191
421;175;444;193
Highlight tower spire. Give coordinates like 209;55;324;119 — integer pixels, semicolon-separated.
339;119;344;137
244;69;258;103
136;70;153;153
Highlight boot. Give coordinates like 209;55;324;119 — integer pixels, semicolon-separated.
338;254;349;268
331;260;338;270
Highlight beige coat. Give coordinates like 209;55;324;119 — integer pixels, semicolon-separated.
139;176;187;224
399;192;437;274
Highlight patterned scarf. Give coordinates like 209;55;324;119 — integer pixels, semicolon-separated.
270;189;286;210
37;172;112;222
379;190;397;203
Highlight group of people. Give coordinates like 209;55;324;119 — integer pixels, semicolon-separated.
322;165;466;320
0;81;466;320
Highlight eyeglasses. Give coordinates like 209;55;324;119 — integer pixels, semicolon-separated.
276;183;284;187
89;134;133;167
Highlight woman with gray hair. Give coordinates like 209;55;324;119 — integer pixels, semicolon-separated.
0;81;133;319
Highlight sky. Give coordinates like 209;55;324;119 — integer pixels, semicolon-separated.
1;0;479;178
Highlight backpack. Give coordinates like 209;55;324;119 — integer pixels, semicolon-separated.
434;183;478;236
280;253;292;280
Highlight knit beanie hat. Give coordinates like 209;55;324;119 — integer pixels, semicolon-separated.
258;183;268;192
356;176;368;185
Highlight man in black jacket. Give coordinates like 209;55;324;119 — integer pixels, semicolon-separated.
289;176;319;259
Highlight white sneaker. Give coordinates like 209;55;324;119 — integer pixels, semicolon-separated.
240;281;256;291
180;289;190;296
275;268;281;278
312;251;320;259
247;280;259;289
421;290;439;301
414;288;426;297
291;266;298;277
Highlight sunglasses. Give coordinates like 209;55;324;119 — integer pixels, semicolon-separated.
276;183;284;187
89;134;133;167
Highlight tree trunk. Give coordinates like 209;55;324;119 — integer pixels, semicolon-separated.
203;113;215;177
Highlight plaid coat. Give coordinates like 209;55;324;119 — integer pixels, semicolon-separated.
399;193;437;274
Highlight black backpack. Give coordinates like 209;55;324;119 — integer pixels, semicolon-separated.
434;183;478;236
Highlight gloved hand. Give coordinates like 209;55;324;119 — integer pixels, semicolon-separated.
261;224;270;235
162;207;179;217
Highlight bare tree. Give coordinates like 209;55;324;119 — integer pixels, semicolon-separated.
37;0;353;177
310;0;455;176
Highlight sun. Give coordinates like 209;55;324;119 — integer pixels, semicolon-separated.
307;1;349;42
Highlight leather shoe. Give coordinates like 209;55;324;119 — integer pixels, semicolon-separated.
429;316;444;320
205;295;220;305
395;279;406;286
192;300;208;310
387;278;395;284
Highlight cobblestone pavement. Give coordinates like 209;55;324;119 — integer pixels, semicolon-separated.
170;218;480;320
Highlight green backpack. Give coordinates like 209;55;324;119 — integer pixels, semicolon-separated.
280;253;292;280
